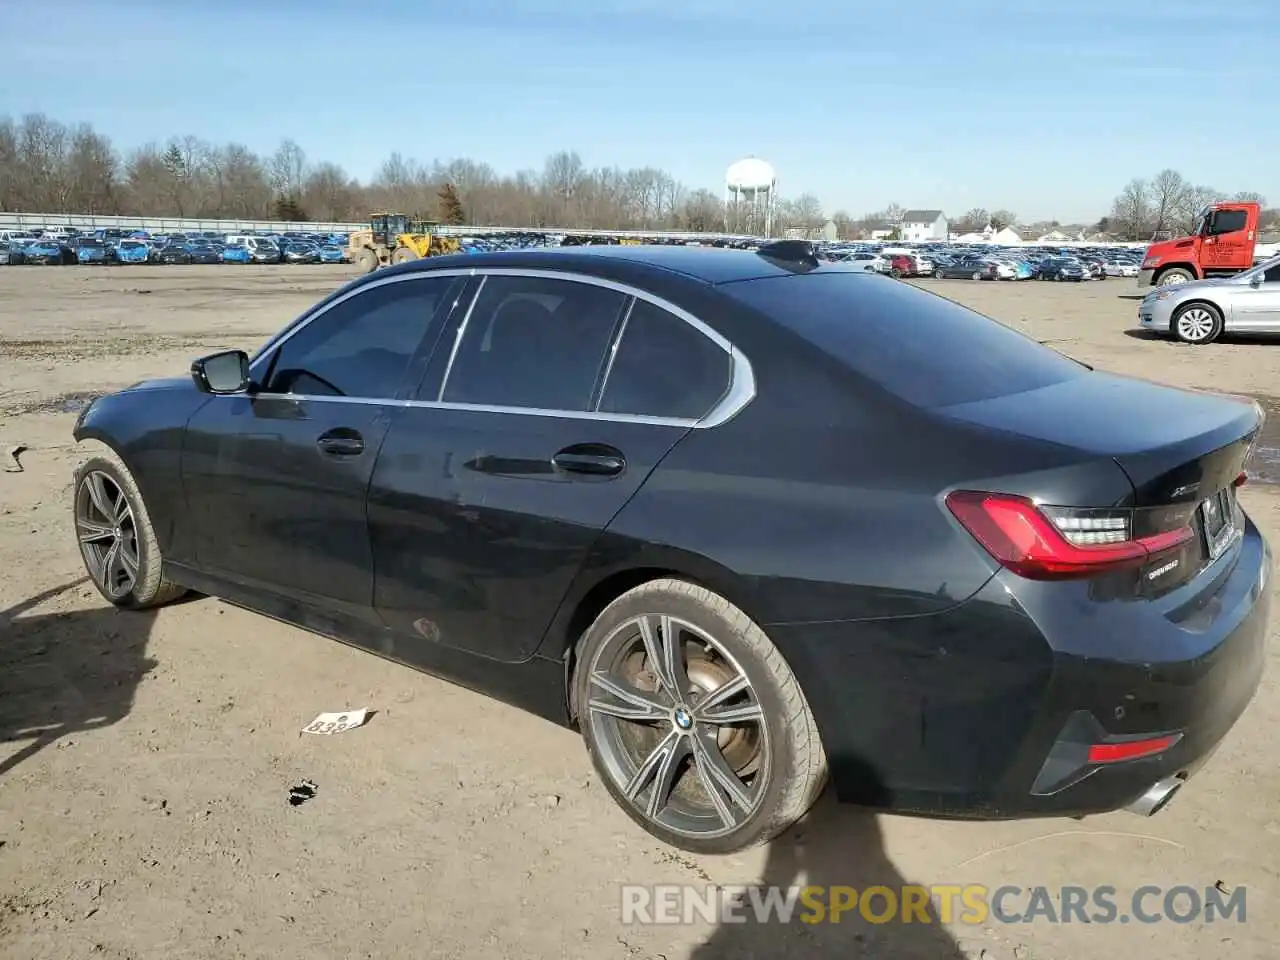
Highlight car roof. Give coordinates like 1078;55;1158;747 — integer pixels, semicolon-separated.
376;244;875;286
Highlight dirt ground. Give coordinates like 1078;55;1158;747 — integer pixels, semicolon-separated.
1;265;1277;960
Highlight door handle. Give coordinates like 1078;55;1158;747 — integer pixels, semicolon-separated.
551;443;625;477
316;428;364;457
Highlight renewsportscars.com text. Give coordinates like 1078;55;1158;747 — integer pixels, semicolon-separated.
621;883;1246;926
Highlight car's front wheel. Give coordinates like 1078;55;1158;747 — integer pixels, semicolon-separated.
574;578;827;854
1173;302;1224;345
73;443;186;609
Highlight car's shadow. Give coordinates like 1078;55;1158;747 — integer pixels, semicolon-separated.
1123;329;1279;345
0;580;160;778
690;791;967;959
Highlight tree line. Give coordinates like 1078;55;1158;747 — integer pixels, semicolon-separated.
3;114;1274;241
1103;170;1275;241
0;112;829;234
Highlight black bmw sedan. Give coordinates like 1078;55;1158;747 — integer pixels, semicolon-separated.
70;241;1271;854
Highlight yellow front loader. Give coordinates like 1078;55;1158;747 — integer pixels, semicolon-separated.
347;213;461;273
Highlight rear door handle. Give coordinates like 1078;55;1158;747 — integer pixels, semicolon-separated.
316;428;364;457
551;443;625;477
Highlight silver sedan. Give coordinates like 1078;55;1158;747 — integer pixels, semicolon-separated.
1137;254;1280;344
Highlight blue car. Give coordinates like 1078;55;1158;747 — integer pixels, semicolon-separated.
71;238;109;264
317;244;347;264
221;244;252;264
114;239;151;264
26;240;69;265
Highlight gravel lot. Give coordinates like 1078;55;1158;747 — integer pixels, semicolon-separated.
1;265;1277;960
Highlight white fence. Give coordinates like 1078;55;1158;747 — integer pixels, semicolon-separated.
0;211;759;242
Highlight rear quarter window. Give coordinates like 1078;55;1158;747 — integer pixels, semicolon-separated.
722;272;1086;408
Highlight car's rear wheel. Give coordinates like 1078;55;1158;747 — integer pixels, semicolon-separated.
574;578;827;854
73;444;185;609
934;268;944;279
1173;302;1223;345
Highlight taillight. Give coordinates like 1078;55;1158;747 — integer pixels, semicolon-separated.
945;491;1194;580
1234;471;1248;487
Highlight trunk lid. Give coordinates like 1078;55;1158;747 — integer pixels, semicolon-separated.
939;373;1260;506
940;373;1261;595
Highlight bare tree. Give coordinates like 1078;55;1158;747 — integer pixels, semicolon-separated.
270;139;307;198
1148;169;1188;237
1175;184;1220;234
883;202;905;224
989;209;1016;231
0;117;18;211
954;208;989;233
1110;179;1154;240
830;210;855;240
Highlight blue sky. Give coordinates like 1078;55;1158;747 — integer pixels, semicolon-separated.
2;0;1276;222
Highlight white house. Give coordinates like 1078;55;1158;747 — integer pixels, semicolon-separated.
900;209;948;242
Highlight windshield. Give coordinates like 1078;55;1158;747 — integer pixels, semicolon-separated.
120;241;144;249
76;238;103;247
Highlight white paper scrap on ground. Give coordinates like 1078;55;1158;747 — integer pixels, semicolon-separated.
301;708;369;735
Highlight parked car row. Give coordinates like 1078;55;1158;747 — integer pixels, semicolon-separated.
0;226;351;266
821;242;1144;282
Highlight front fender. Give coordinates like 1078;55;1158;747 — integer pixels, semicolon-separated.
74;379;210;560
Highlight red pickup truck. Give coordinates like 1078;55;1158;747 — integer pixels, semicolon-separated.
1138;201;1261;287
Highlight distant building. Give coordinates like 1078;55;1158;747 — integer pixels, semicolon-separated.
900;209;948;242
866;220;897;240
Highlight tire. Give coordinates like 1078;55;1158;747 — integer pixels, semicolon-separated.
971;271;982;281
391;246;417;265
1172;301;1224;345
355;248;378;274
573;578;827;855
890;268;902;279
1157;267;1195;286
934;268;944;279
72;442;186;609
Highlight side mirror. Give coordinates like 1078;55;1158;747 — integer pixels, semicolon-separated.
191;350;250;394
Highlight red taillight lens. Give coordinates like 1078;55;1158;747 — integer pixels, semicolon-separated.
1233;471;1248;487
945;491;1194;580
1087;734;1180;764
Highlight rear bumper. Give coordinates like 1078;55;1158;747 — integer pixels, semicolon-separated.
1137;268;1156;287
771;519;1271;817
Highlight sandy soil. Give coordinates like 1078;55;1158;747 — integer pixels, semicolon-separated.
1;265;1277;960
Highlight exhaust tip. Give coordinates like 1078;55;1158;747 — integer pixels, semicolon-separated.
1124;775;1185;817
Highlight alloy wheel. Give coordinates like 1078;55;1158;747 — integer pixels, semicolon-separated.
75;470;140;601
585;614;768;841
1176;308;1216;342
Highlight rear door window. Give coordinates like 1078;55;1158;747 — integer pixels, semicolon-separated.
722;272;1086;408
440;275;627;412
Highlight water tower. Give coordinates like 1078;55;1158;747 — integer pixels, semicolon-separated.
725;157;777;238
